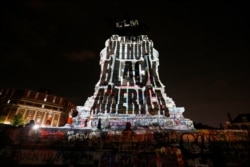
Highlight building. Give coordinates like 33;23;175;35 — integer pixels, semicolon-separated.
0;88;76;127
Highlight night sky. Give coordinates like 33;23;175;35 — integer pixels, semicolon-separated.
1;0;249;127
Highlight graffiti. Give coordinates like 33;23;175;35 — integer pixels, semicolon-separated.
0;147;182;166
179;130;249;166
1;126;249;166
67;130;90;141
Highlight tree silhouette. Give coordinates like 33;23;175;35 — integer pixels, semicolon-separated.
11;113;25;127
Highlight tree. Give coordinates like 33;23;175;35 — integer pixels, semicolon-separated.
11;113;25;127
0;116;6;123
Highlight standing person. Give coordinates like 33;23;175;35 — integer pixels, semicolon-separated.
122;122;135;141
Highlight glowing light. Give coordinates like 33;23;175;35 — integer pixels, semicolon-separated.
32;124;40;130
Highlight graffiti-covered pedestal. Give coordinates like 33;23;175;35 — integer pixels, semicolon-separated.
73;19;194;131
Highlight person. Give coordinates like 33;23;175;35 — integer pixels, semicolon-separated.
122;122;135;141
25;120;35;128
23;120;35;137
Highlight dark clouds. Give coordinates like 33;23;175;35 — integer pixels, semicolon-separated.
1;0;250;127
